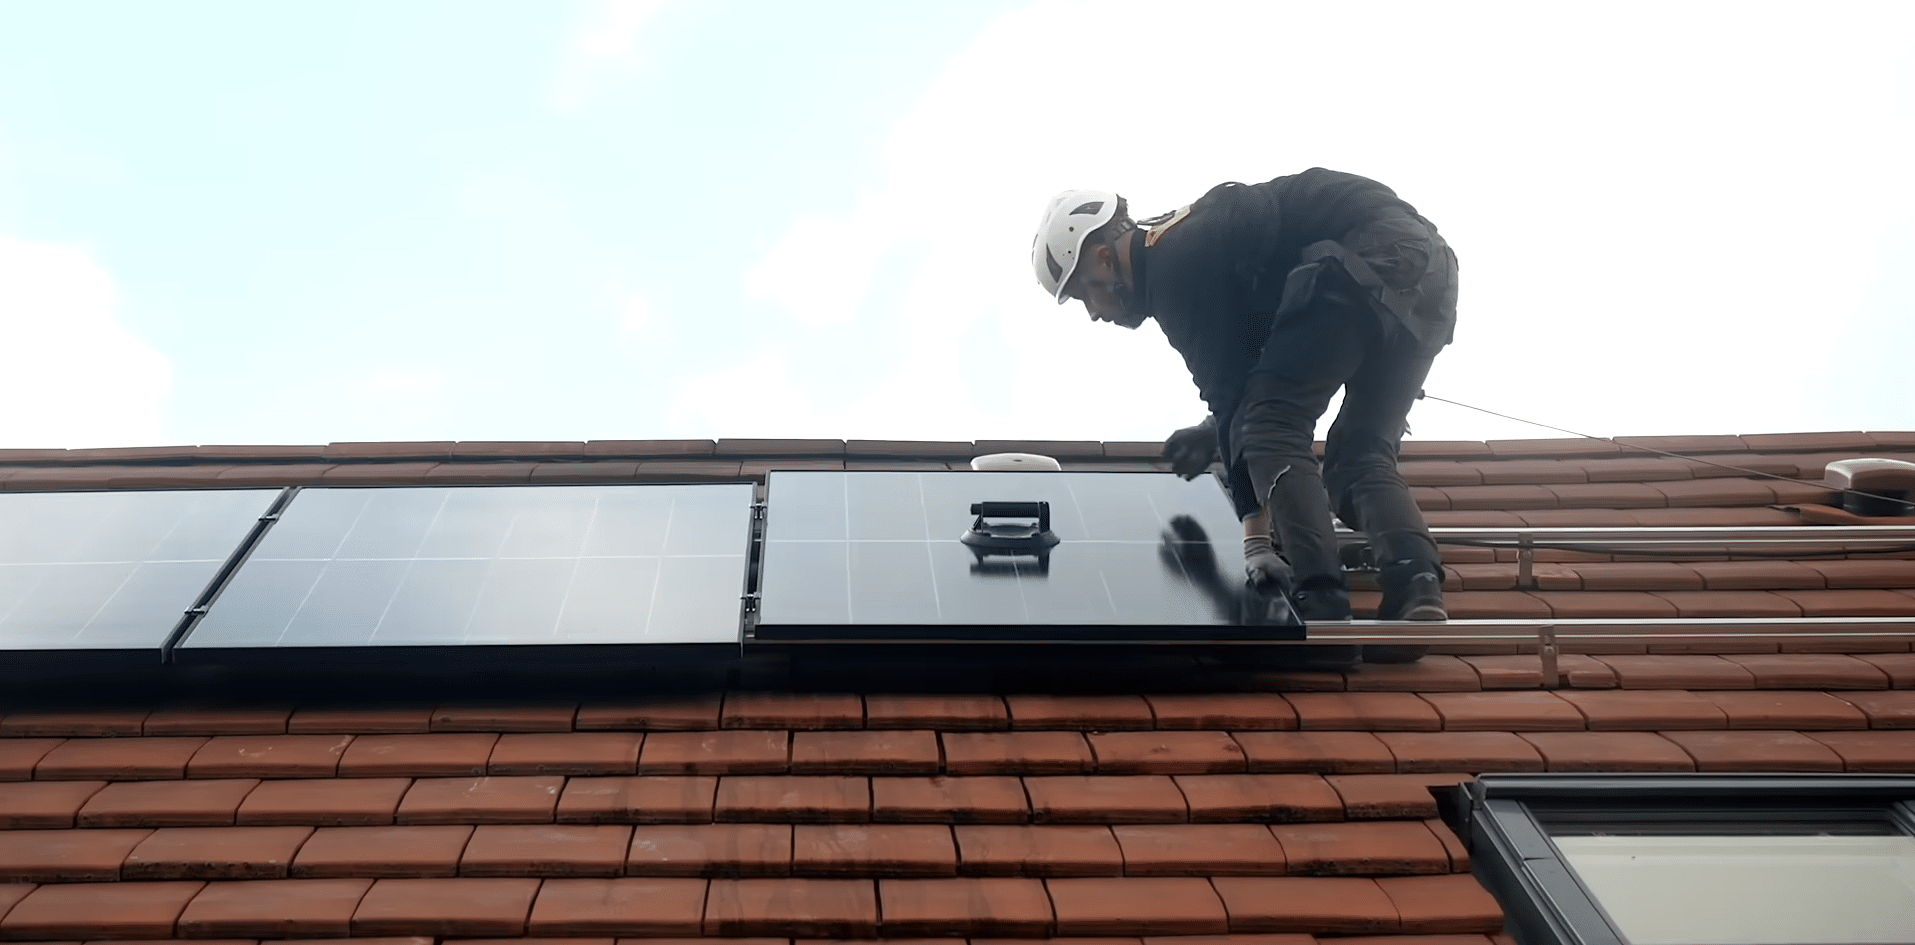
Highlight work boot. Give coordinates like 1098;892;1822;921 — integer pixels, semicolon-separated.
1291;576;1352;622
1378;561;1447;621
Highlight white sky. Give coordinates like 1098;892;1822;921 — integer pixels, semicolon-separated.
1;0;1910;449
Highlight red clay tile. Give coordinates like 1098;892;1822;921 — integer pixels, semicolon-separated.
211;463;335;486
580;438;715;458
1233;732;1396;773
1005;695;1154;731
638;732;789;775
1088;732;1247;774
576;694;724;731
488;733;643;776
863;695;1009;731
1268;821;1448;875
396;776;563;824
123;826;312;880
1805;559;1915;588
871;776;1029;824
626;824;791;877
1238;668;1348;692
714;776;869;823
0;709;147;738
791;730;940;775
721;693;862;730
1561;563;1701;591
1855;653;1915;687
942;732;1093;775
1684;561;1825;590
1456;657;1544;689
235;778;412;827
1554;690;1727;730
1535;591;1678;619
143;707;291;736
1418;692;1584;732
1326;774;1469;819
337;734;500;777
0;781;106;828
1661;731;1845;771
1517;733;1696;772
1047;877;1228;935
287;706;434;735
793;824;955;877
1652;478;1777;508
1443;485;1555;511
0;880;204;939
1401;461;1483;486
0;884;28;922
460;825;632;877
187;735;352;779
1556;654;1620;688
351;877;541;937
1143;694;1296;730
0;738;62;780
1173;774;1343;823
1477;459;1588;484
1718;653;1890;689
1377;874;1501;934
1777;589;1915;617
431;704;577;733
878;877;1052;937
955;825;1121;877
0;828;151;881
529;460;641;482
525;877;708;936
1376;733;1543;773
634;460;744;482
703;878;877;938
1650;590;1803;618
1447;563;1550;591
1286;693;1440;732
1592;655;1755;689
1803;732;1915;772
1833;691;1915;728
319;462;445;484
1025;776;1186;824
421;462;540;484
291;825;473;878
77;779;260;827
1210;876;1396;933
33;736;208;780
1112;824;1284;876
1444;591;1557;619
1694;691;1868;729
1546;483;1667;509
556;776;717;824
1344;656;1483;693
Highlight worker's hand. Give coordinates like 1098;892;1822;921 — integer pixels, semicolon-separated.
1162;416;1219;480
1243;533;1292;591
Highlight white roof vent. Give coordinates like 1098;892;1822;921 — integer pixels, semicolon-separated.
970;452;1062;472
1825;458;1915;516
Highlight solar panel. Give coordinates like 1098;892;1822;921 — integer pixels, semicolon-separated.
181;483;754;651
0;489;280;651
753;471;1297;641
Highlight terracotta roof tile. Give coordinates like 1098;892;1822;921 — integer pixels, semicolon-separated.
0;709;149;738
0;883;30;922
1345;658;1483;693
714;776;869;823
289;825;472;878
1399;441;1489;459
422;462;539;484
875;880;1058;938
525;877;709;936
703;878;877;938
143;708;292;736
1424;819;1471;872
1534;591;1677;618
1417;693;1583;732
624;823;791;877
1651;478;1776;507
1378;874;1502;934
1777;589;1915;617
1545;483;1667;509
77;779;260;828
871;776;1029;824
1087;732;1247;774
1805;559;1915;588
1209;876;1397;933
576;695;725;732
1024;776;1187;824
1455;657;1545;689
1659;731;1845;771
1172;775;1343;824
1693;691;1868;729
432;705;578;733
287;706;434;735
1611;435;1747;454
1649;590;1803;618
1374;733;1543;773
1742;431;1877;452
34;736;208;781
1046;876;1228;935
1108;824;1285;876
578;439;715;458
1443;591;1551;619
1476;460;1587;485
1832;691;1915;728
942;733;1093;776
1855;653;1915;686
186;735;352;779
1267;821;1448;876
0;880;205;939
953;825;1122;877
791;824;955;877
1324;775;1467;820
1399;462;1484;487
1685;561;1826;590
1141;694;1296;730
843;440;971;459
487;733;644;776
714;440;846;458
1516;732;1695;772
0;828;153;882
722;694;863;731
790;731;940;775
394;776;564;825
633;460;745;482
234;778;412;827
1802;731;1915;772
210;463;334;485
350;877;541;937
1553;690;1727;730
637;732;790;776
555;776;717;825
1005;695;1154;731
338;734;500;778
0;738;64;779
1592;654;1756;689
863;695;1009;731
456;824;631;877
0;781;107;829
528;461;641;482
1287;693;1441;732
1233;732;1395;774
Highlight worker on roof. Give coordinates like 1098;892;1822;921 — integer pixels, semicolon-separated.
1032;169;1456;624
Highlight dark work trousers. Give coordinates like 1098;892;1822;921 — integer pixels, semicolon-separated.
1232;297;1442;588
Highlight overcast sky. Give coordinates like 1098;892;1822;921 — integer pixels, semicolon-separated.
1;0;1911;449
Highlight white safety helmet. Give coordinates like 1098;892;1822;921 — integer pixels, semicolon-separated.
1031;189;1120;303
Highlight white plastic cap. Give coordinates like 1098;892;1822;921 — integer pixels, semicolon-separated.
970;452;1063;472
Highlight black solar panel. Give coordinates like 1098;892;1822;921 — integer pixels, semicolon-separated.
181;484;754;650
753;471;1296;641
0;489;279;651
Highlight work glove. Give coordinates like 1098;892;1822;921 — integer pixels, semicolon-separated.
1243;533;1292;590
1162;416;1219;481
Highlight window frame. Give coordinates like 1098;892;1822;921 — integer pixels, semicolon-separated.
1456;773;1915;945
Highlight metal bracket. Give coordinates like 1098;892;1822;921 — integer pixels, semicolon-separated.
1516;534;1535;590
1538;625;1560;688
